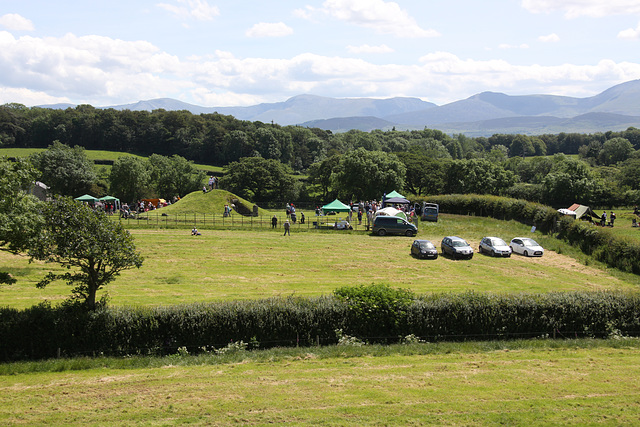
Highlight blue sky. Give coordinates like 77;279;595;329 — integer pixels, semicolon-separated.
1;0;640;108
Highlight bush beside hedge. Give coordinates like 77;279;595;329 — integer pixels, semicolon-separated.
2;291;640;362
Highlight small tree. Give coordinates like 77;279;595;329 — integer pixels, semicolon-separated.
0;157;44;283
29;197;143;309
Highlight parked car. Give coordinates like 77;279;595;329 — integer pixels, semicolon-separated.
372;215;417;236
411;239;438;259
441;236;474;259
510;237;544;257
479;236;512;257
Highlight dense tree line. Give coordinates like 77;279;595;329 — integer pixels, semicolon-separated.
2;103;640;207
4;103;639;170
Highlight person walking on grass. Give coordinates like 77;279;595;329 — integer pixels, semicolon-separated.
284;220;290;236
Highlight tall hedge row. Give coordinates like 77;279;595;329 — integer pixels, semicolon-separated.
2;291;640;361
419;194;640;273
419;194;560;233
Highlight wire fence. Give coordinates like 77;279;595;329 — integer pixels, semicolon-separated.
117;211;403;232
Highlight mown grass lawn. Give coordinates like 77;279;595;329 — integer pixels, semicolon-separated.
1;214;639;308
1;340;640;425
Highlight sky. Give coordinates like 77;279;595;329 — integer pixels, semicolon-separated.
1;0;640;108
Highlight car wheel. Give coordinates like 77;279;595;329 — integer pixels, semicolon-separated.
524;250;529;257
491;250;497;257
405;229;414;237
479;246;483;254
377;229;386;236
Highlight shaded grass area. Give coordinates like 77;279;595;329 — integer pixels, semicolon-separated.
1;339;640;425
1;214;639;309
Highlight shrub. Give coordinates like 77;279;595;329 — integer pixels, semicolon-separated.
333;284;415;342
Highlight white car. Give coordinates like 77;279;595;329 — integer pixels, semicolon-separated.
510;237;544;257
479;236;512;257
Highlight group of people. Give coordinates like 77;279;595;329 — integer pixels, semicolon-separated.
285;203;305;224
599;211;616;227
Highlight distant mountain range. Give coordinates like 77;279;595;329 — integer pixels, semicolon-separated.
39;80;640;136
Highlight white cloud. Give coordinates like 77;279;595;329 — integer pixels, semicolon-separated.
0;13;34;31
521;0;640;18
156;0;220;21
0;87;69;106
1;30;640;107
314;0;440;38
539;33;560;42
0;31;187;105
246;22;293;38
346;44;394;54
618;22;640;39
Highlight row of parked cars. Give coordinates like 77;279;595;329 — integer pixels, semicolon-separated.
411;236;545;260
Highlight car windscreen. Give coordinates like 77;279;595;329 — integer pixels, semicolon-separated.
490;238;507;246
420;242;435;249
522;239;538;247
451;241;468;247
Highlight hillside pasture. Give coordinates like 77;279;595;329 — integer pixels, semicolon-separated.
1;214;638;309
1;341;640;425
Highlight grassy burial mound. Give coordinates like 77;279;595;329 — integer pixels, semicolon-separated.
149;189;270;217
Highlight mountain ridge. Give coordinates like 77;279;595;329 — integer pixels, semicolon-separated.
37;79;640;136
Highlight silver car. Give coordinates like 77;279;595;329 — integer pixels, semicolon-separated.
479;237;512;257
510;237;544;257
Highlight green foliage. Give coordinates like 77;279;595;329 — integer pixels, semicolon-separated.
542;154;600;205
334;284;415;342
148;154;205;199
3;291;640;362
331;148;406;200
444;158;516;196
29;141;97;196
29;197;144;309
0;157;44;254
109;155;151;202
598;137;635;165
220;156;296;202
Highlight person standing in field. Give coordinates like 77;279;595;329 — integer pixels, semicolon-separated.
284;220;290;236
272;214;278;228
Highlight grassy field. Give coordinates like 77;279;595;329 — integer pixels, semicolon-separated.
1;214;639;309
3;209;640;424
0;147;223;174
1;339;640;425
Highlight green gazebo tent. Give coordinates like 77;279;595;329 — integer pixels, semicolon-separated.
321;199;351;214
385;190;404;199
74;194;98;204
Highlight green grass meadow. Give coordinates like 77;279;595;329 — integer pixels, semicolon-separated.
2;340;640;425
3;208;640;424
1;214;638;308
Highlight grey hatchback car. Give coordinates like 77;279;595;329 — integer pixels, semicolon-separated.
441;236;474;260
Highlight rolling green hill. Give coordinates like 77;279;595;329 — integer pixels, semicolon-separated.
157;189;270;217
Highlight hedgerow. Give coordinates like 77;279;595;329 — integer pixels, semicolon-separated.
2;289;640;362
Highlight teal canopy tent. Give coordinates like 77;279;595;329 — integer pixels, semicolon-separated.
321;199;351;214
385;190;404;199
74;194;98;204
